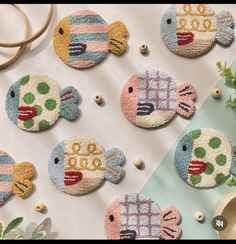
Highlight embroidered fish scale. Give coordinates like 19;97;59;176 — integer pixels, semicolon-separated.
161;4;235;57
48;137;126;195
120;70;196;129
105;193;182;240
5;74;81;132
53;10;128;69
175;128;236;188
0;149;35;206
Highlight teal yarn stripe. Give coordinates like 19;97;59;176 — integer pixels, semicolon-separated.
69;15;105;24
70;51;108;62
70;33;108;43
0;174;13;182
0;191;12;200
0;155;14;164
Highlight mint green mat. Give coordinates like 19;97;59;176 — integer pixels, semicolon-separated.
140;59;236;239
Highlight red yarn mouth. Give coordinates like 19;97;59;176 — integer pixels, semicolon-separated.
18;106;37;121
177;32;194;45
64;171;83;186
188;160;206;175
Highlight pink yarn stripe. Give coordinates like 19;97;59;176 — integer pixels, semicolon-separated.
70;41;108;52
71;60;96;68
73;10;97;16
70;24;108;34
0;182;12;192
0;164;13;174
0;150;6;156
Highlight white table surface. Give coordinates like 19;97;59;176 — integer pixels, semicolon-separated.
0;4;236;239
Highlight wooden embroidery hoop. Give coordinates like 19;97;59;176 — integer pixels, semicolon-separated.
0;4;53;68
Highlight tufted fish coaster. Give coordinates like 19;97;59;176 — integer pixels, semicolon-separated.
0;149;35;206
105;193;182;240
175;128;236;188
48;136;126;195
53;10;128;69
120;70;197;129
5;74;81;132
161;4;235;57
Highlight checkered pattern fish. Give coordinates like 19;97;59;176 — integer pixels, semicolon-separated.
121;70;197;128
105;193;182;240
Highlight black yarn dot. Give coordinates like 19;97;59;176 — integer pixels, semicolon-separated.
167;18;172;24
109;215;114;222
54;158;59;164
10;91;15;98
128;87;133;93
59;28;64;35
182;145;187;151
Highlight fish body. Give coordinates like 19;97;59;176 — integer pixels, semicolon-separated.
0;149;35;206
48;137;125;195
53;10;128;69
105;193;182;240
161;4;235;57
5;74;80;132
120;70;196;128
175;128;236;188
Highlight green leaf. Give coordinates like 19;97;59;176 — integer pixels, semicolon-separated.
2;217;23;238
32;230;46;240
31;217;49;237
15;235;24;240
0;223;3;239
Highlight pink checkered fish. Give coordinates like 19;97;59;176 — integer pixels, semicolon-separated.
120;70;197;128
105;193;182;240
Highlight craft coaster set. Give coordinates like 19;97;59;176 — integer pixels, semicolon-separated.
0;4;235;240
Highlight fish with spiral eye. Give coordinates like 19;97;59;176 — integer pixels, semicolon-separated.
161;4;235;57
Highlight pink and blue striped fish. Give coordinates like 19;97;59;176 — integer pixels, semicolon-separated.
53;10;128;69
0;149;35;206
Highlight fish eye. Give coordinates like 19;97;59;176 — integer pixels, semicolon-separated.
128;87;133;93
10;91;15;98
54;157;59;164
167;18;172;24
182;145;187;151
109;215;114;222
59;28;64;35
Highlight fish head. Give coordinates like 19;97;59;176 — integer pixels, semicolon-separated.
120;74;139;124
53;16;71;65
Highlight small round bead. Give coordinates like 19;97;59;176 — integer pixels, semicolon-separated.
35;202;46;212
133;158;143;168
94;95;103;104
195;211;205;222
139;43;148;54
212;88;221;98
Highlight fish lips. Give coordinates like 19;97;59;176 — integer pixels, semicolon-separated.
188;160;206;175
177;32;194;46
64;171;83;186
120;230;137;240
18;106;37;121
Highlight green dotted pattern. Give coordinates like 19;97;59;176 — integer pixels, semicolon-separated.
37;82;50;95
205;162;214;175
216;154;227;166
194;147;206;159
45;99;57;111
190;175;202;185
23;92;35;105
192;129;201;140
20;75;30;86
209;137;221;149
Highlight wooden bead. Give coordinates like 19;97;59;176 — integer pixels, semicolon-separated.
212;88;221;98
139;43;148;54
94;95;103;104
35;202;46;212
133;158;143;168
195;211;205;222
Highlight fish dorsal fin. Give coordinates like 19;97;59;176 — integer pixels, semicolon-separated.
108;21;128;56
230;145;236;176
216;10;235;46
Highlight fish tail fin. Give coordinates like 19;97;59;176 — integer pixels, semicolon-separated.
108;21;128;56
216;10;235;46
104;148;126;183
60;86;80;121
12;176;33;198
176;82;196;118
160;206;182;240
230;145;236;176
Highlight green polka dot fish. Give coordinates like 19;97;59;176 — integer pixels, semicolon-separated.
5;74;81;132
175;128;236;188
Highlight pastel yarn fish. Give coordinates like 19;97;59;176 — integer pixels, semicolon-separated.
53;10;128;69
5;74;81;132
48;137;126;195
120;70;197;128
105;193;182;240
0;149;35;206
175;128;236;188
161;4;235;57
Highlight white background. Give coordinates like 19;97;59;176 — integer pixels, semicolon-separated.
0;4;236;239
